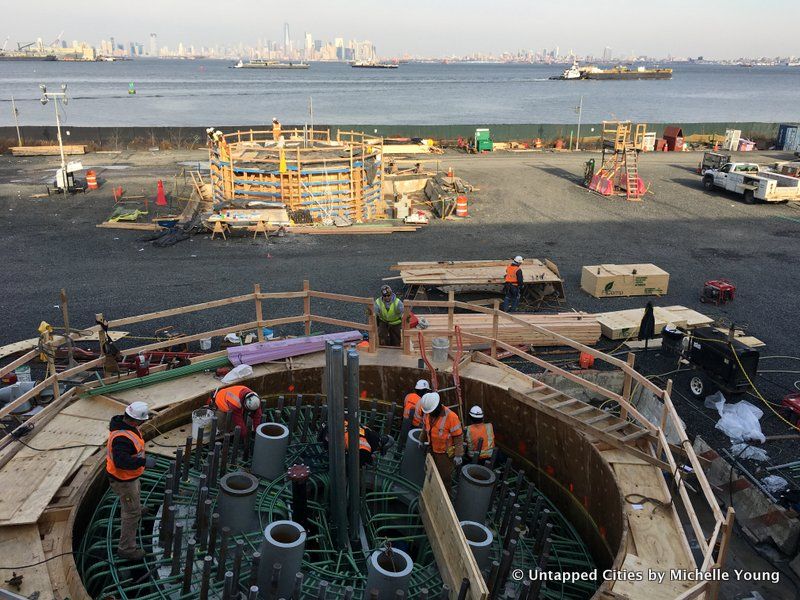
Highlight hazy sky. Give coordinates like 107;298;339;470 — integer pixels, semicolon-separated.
7;0;800;58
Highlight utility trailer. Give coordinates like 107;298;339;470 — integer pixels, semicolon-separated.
702;162;800;203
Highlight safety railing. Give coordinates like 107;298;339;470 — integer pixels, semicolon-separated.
0;282;732;598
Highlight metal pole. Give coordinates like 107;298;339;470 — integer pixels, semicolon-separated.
54;98;66;179
182;537;196;594
329;344;348;546
346;349;361;539
200;555;213;600
575;95;583;151
11;95;22;146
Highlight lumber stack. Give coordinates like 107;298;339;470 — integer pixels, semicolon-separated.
227;331;363;366
408;312;600;349
10;145;87;156
391;259;562;286
596;305;714;340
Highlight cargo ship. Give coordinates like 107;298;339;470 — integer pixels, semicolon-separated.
351;61;398;68
232;59;309;69
0;51;56;61
551;61;672;80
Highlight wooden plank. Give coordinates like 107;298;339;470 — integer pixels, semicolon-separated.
0;524;55;600
96;221;163;231
11;145;85;156
0;331;128;361
419;455;488;600
393;258;562;286
610;553;696;600
581;263;669;298
60;395;128;422
596;306;713;341
14;414;108;459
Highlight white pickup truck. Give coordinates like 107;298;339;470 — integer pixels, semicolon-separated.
702;162;800;203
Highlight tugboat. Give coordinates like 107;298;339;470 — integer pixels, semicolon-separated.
550;61;583;80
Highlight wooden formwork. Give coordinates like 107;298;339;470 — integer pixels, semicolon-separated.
208;128;385;223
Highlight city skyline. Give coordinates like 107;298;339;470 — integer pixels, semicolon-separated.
5;0;800;60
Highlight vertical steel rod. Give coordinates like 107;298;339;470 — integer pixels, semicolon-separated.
346;349;361;539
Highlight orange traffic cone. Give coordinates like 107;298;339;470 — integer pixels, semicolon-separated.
156;180;167;206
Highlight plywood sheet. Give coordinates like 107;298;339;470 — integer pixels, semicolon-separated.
612;463;695;572
0;524;55;600
61;394;128;422
610;553;696;599
146;424;196;458
0;331;128;360
15;414;108;460
0;448;84;525
392;259;562;286
597;306;714;340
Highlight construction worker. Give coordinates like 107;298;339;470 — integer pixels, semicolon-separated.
501;255;524;312
318;420;393;466
208;385;263;440
107;401;156;561
272;118;282;141
418;392;464;485
465;405;495;464
399;379;430;445
375;285;404;347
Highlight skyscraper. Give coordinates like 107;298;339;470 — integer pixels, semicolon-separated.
602;46;612;61
149;33;157;57
283;23;291;52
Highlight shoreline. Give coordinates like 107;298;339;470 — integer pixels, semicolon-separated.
0;121;786;150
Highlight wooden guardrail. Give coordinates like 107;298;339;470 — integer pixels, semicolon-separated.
0;282;732;598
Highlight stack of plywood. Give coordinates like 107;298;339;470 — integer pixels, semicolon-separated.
391;259;563;290
596;305;713;340
581;264;669;298
410;312;600;348
10;145;87;156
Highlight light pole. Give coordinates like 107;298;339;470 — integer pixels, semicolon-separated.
11;95;22;146
39;83;69;189
574;95;583;151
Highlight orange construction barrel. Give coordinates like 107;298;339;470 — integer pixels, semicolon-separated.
86;170;98;190
455;195;468;217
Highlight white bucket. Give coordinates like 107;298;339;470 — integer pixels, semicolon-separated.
192;408;214;439
14;366;31;383
200;338;212;351
431;337;450;363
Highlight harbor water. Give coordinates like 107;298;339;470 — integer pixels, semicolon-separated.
1;60;799;126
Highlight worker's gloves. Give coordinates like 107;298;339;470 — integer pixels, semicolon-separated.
145;456;157;468
453;456;463;467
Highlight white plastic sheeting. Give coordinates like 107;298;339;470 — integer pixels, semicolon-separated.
704;392;765;444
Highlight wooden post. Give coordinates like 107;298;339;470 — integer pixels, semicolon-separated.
658;379;673;457
41;327;60;400
96;313;107;362
368;305;378;353
254;284;264;342
491;300;500;359
620;352;635;421
447;291;455;345
707;508;736;600
303;280;311;336
401;304;411;356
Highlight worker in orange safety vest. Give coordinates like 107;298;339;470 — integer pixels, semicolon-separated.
398;379;430;447
106;401;157;561
501;255;524;312
418;392;464;485
208;385;263;439
465;405;495;464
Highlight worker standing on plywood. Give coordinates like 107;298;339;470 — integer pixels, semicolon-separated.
106;402;156;561
419;392;464;485
501;255;524;312
465;405;495;464
208;385;263;439
374;285;404;347
272;117;282;141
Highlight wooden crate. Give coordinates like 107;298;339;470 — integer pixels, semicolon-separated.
581;264;669;298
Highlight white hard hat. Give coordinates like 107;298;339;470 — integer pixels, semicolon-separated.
244;393;261;412
415;379;430;391
469;405;484;419
125;401;150;421
513;255;523;264
420;392;440;414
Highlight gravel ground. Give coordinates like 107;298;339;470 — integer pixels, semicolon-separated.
2;147;800;596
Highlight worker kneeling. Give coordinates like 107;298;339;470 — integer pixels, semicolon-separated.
465;405;495;464
207;385;263;439
318;420;394;466
419;392;464;485
107;401;157;561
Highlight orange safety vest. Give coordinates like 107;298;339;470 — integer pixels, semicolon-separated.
423;406;463;455
211;385;250;412
403;392;424;426
344;423;371;453
106;429;146;481
504;264;521;285
272;123;282;140
466;423;495;459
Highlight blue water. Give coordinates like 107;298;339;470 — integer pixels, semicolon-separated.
1;60;799;126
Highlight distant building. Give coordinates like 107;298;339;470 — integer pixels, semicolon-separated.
283;23;291;52
149;33;157;57
602;46;612;61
